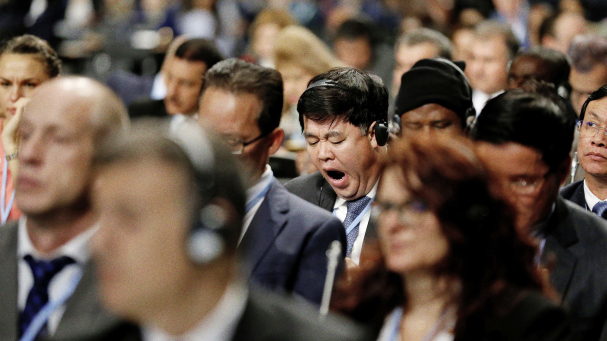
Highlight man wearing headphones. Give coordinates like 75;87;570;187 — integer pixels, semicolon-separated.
395;58;474;136
91;121;369;341
285;67;389;267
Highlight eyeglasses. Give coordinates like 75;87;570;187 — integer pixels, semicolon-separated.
224;133;268;154
371;199;429;224
578;120;607;138
504;170;551;196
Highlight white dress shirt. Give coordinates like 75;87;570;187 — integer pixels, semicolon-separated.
17;217;97;335
472;90;503;116
169;113;197;134
584;180;604;211
332;182;378;265
142;282;248;341
239;165;274;244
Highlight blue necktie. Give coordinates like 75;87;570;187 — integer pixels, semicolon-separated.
344;196;372;257
593;201;607;218
19;255;75;339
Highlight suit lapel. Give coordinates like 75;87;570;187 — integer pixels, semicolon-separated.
543;198;579;303
52;260;126;340
240;180;290;276
0;222;19;340
570;182;587;210
317;177;337;212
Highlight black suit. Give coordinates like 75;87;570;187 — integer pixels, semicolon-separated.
127;99;169;120
284;172;378;243
560;180;587;209
232;286;372;341
541;197;607;341
0;222;140;341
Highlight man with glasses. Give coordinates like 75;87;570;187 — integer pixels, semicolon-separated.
472;87;607;341
197;58;346;306
562;85;607;218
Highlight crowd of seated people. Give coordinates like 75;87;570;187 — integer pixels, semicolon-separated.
4;1;607;340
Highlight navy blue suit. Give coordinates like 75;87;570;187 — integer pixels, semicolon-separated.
240;178;347;305
560;180;586;210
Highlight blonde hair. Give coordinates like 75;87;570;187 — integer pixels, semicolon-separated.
249;9;296;38
274;26;343;76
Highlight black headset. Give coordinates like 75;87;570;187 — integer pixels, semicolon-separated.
170;122;229;265
428;58;477;130
305;79;389;146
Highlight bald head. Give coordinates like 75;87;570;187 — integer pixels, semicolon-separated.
28;77;128;141
17;76;128;217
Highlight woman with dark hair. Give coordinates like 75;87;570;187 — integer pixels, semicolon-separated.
331;135;570;341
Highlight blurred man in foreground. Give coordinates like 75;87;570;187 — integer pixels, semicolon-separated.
92;121;370;341
473;88;607;341
0;76;135;340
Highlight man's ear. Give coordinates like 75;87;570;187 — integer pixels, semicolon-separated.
367;121;379;148
556;155;572;186
267;128;284;156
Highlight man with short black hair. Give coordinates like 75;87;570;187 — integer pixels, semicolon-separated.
333;18;393;85
285;67;388;267
561;84;607;218
507;47;570;94
472;88;607;341
198;58;346;305
128;38;223;121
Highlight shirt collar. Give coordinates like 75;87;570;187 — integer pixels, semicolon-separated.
334;180;379;209
246;165;273;203
17;217;98;264
142;282;248;341
584;179;603;211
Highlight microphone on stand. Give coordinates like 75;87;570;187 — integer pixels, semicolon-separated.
571;152;579;184
320;240;342;318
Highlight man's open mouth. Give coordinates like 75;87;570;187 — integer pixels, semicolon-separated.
327;170;345;181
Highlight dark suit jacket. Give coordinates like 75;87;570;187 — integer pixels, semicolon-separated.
127;99;169;120
478;288;571;341
240;178;346;305
560;180;586;209
232;285;372;341
284;172;378;243
541;197;607;341
0;222;140;341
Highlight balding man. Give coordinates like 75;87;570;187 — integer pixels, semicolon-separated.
0;77;137;340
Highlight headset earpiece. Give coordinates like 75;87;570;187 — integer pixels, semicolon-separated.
187;203;228;265
374;120;389;146
170;121;229;266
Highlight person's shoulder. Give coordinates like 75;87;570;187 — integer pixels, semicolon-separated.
284;172;324;192
0;221;18;246
560;180;583;200
274;179;338;223
560;197;607;238
243;286;372;341
127;99;167;119
485;288;571;341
